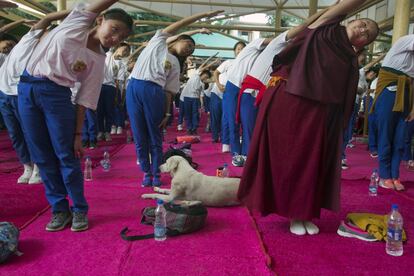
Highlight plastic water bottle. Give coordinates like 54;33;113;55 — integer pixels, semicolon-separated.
369;169;379;196
126;129;132;144
221;163;229;177
84;156;92;181
386;204;403;256
100;150;111;172
154;199;167;241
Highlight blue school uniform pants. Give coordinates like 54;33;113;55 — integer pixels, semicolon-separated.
0;91;31;164
375;87;408;179
210;93;222;141
183;97;200;131
82;109;97;142
341;102;358;160
240;93;258;156
222;81;241;154
17;71;88;213
368;96;378;153
114;88;126;128
403;121;414;161
204;95;210;113
97;84;116;133
126;79;165;176
178;100;185;125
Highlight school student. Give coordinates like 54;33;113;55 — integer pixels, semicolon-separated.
214;42;245;147
0;12;70;184
371;34;414;191
203;82;213;132
238;0;378;236
127;10;222;187
18;1;133;232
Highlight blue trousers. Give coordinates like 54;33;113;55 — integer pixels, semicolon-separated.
18;71;88;213
342;102;358;159
222;81;241;154
375;88;408;179
368;96;378;153
82;109;97;142
114;89;126;128
126;79;165;175
184;97;200;131
204;95;210;113
178;100;184;125
0;91;31;164
97;84;116;133
403;121;414;161
210;93;222;141
240;93;258;156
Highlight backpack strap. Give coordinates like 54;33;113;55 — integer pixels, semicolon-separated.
120;227;181;241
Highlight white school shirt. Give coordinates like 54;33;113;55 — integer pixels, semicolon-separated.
102;52;119;87
244;31;289;96
203;83;213;98
227;38;266;88
0;29;43;95
0;53;7;68
25;7;106;110
369;78;378;98
130;30;180;94
382;34;414;78
181;71;204;99
211;59;233;99
358;68;369;93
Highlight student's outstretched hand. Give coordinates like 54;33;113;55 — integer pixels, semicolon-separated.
159;116;169;130
74;136;84;159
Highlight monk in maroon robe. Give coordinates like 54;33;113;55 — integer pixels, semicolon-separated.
238;0;379;235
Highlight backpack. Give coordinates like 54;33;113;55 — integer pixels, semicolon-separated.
121;202;207;241
0;222;21;263
163;148;199;169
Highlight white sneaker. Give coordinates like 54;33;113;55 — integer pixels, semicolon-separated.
110;126;116;135
97;132;104;141
177;124;183;131
304;221;319;235
290;220;306;235
116;127;123;135
136;159;140;165
104;132;112;142
28;165;42;185
17;164;33;184
222;144;230;153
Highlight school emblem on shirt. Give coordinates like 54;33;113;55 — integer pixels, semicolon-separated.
164;60;172;71
71;60;87;73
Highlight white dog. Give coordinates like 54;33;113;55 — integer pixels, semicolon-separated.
141;155;240;207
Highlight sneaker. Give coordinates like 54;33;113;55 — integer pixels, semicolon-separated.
136;159;140;165
407;160;414;171
341;159;348;170
222;144;230;153
337;220;377;242
232;155;245;167
379;178;394;189
370;152;378;158
142;173;152;187
393;179;405;191
212;138;219;143
71;212;89;232
110;126;117;135
17;165;33;184
104;132;112;142
97;132;104;141
153;174;162;187
89;140;97;150
116;126;123;135
346;143;355;148
177;124;183;131
192;129;198;135
82;140;88;148
46;211;72;232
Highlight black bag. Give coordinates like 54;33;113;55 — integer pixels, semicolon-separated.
0;222;21;263
163;148;199;169
121;202;207;241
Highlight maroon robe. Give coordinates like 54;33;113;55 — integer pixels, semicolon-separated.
237;16;359;220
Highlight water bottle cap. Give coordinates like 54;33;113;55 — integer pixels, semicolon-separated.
392;204;398;210
224;163;228;167
373;168;378;172
157;199;164;205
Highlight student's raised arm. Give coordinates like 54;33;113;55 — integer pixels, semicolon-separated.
163;10;223;35
32;10;71;31
167;28;212;44
309;0;368;28
86;0;121;14
0;19;26;34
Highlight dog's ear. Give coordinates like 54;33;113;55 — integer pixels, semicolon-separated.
167;157;180;173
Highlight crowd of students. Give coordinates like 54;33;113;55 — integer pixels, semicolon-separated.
0;0;412;236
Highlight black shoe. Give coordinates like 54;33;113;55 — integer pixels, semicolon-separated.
82;141;88;148
46;211;72;232
89;140;97;149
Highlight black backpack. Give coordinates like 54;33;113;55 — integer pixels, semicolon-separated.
121;202;207;241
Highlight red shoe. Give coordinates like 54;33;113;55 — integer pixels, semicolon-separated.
379;178;394;189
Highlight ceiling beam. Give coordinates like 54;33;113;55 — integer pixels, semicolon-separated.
119;0;181;20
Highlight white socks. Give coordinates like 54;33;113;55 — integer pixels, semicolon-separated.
290;220;320;236
17;164;33;184
222;144;230;153
28;164;42;185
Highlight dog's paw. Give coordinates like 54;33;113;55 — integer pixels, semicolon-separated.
153;187;161;192
141;194;152;199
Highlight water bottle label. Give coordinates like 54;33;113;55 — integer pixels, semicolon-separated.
369;186;377;193
154;226;166;237
387;229;402;241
